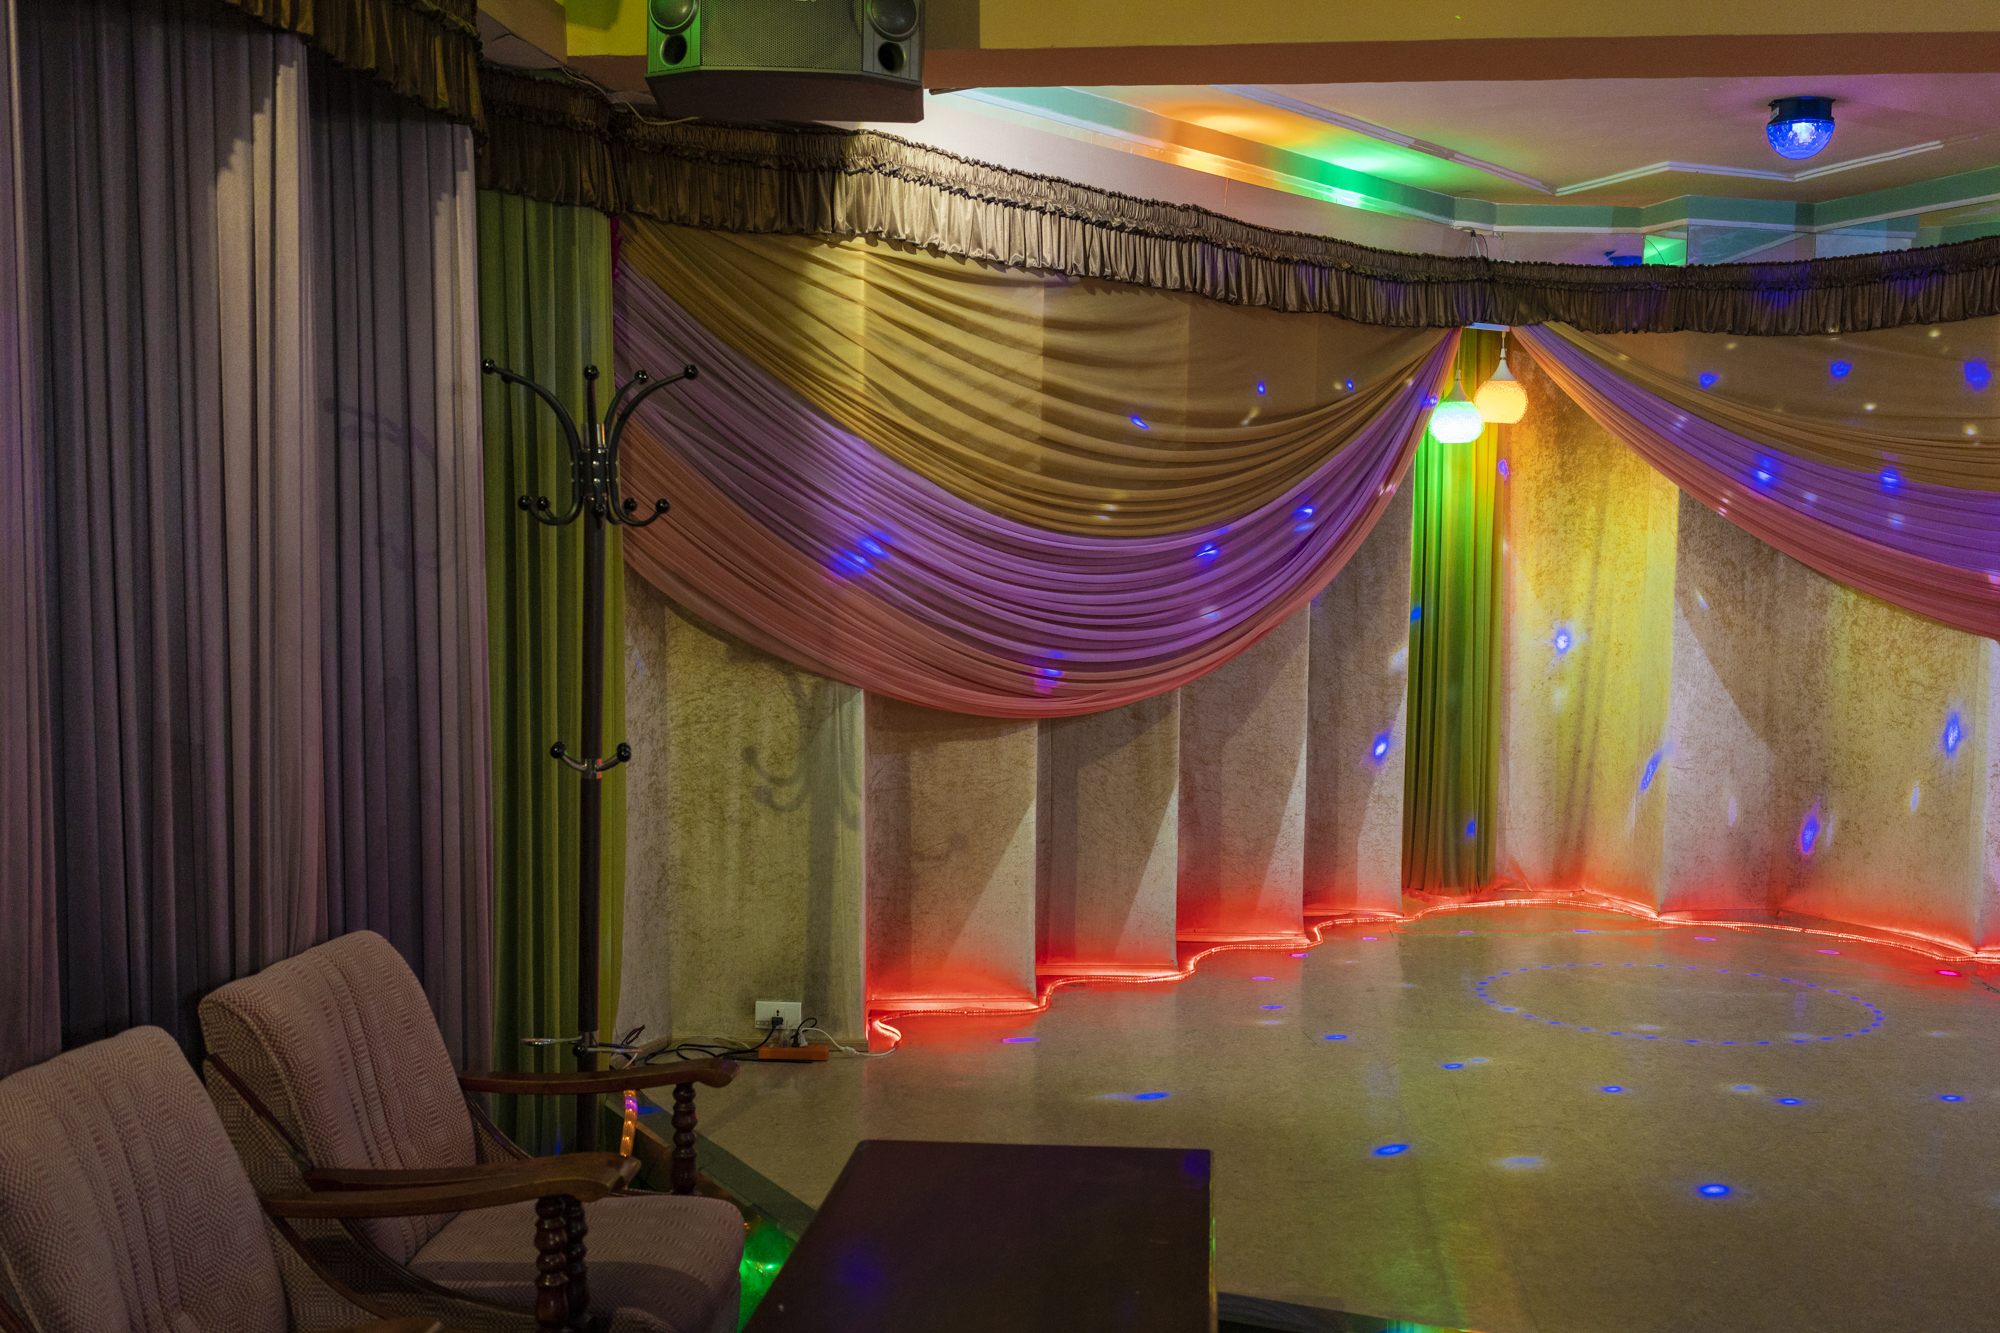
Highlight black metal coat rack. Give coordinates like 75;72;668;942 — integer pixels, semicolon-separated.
483;355;696;1151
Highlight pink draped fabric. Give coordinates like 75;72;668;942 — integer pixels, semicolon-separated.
1515;325;2000;640
613;262;1458;716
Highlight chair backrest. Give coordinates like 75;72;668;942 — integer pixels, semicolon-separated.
199;930;477;1262
0;1026;289;1333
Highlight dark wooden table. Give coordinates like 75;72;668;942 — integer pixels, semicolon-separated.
743;1139;1214;1332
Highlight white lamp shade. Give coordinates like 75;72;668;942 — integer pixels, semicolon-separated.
1428;377;1485;444
1475;362;1528;424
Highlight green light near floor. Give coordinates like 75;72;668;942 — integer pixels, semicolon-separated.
738;1209;798;1329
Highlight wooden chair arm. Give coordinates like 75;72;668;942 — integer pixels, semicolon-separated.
303;1155;627;1192
265;1154;640;1218
458;1057;737;1097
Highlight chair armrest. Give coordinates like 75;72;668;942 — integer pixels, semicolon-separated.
458;1057;737;1097
265;1154;640;1218
303;1155;626;1192
330;1321;443;1333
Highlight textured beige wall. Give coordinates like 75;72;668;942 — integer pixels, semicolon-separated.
1666;498;1995;941
1178;606;1312;940
1306;478;1414;916
619;578;868;1044
1036;693;1180;973
865;696;1040;1004
1500;352;1679;904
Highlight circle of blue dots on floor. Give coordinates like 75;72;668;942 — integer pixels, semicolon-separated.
1474;962;1886;1044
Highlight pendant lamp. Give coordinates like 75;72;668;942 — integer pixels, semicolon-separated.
1428;372;1484;444
1475;331;1528;425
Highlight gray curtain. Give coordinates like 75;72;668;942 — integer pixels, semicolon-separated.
22;0;492;1066
310;54;491;1065
0;0;59;1081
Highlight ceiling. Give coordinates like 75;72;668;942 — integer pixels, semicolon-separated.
1083;75;2000;208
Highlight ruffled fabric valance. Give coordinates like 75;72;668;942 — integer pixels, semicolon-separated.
612;253;1455;715
1516;323;2000;639
480;69;2000;336
222;0;481;127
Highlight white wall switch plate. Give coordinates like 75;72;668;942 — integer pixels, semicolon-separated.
755;1000;802;1032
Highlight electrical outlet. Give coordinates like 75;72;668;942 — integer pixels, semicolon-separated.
755;1000;802;1033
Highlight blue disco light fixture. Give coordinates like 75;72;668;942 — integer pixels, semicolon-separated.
1766;97;1836;160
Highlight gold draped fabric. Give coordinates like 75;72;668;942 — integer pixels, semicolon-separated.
481;71;2000;337
620;218;1448;534
1544;319;2000;492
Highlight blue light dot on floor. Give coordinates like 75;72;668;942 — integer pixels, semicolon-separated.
1940;1095;1966;1102
1374;1144;1409;1156
1601;1086;1625;1093
1323;1034;1349;1041
1260;1004;1285;1011
1133;1092;1169;1101
1698;1184;1732;1198
1731;1085;1757;1092
1001;1037;1037;1043
1776;1097;1805;1105
1442;1062;1465;1070
1500;1156;1542;1169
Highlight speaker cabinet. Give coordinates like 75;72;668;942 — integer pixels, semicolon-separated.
647;0;924;123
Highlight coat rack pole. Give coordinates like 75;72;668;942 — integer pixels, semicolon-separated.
482;356;694;1157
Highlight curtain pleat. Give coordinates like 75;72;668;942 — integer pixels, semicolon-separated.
1403;333;1503;894
26;0;324;1050
218;0;481;130
23;0;492;1061
310;52;491;1067
0;0;60;1079
478;191;624;1151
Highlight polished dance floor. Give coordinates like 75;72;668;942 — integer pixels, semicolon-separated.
685;906;2000;1332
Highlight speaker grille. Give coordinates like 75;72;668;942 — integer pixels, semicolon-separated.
704;0;861;71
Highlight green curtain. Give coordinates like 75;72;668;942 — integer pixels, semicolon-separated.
1403;331;1503;894
478;191;625;1152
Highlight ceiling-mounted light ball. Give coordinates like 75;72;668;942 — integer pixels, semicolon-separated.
1429;375;1485;444
1767;96;1835;161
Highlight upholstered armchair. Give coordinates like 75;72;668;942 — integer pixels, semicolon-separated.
0;1025;649;1333
198;931;744;1333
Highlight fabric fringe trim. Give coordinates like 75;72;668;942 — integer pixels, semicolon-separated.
477;68;2000;335
221;0;482;129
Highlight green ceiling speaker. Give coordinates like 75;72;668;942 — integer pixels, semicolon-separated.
646;0;924;123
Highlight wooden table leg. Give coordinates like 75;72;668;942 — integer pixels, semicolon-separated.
535;1194;572;1332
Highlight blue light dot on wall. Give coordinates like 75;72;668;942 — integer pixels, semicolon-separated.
1554;627;1572;654
1698;1183;1732;1197
1830;360;1851;379
1370;732;1392;763
1752;456;1776;487
1411;605;1423;621
1881;467;1903;493
1464;817;1478;840
1699;372;1719;389
1129;415;1149;429
1196;542;1220;563
1257;380;1268;395
1345;379;1356;391
1374;1144;1410;1156
1498;458;1510;478
1295;503;1316;520
1944;712;1964;756
1640;751;1662;791
1967;360;1992;391
1799;813;1821;856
